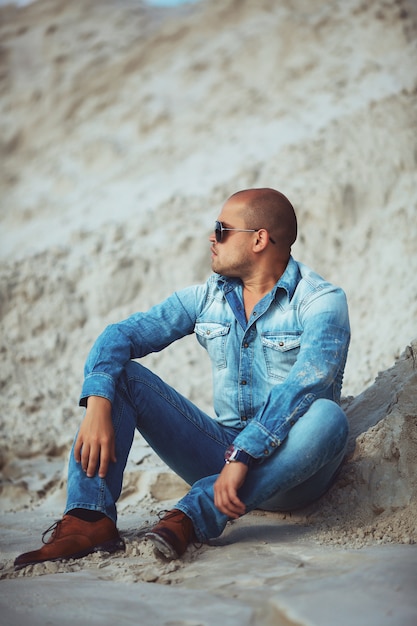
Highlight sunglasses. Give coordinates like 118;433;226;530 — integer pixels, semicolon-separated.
214;220;276;244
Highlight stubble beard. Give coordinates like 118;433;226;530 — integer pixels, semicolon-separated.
211;251;247;279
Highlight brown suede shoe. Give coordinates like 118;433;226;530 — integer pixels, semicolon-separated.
14;514;125;569
145;509;197;560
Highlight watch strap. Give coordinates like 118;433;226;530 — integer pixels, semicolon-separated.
224;444;253;466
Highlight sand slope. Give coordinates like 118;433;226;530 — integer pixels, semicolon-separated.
1;0;417;624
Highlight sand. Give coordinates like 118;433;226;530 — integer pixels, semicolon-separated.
1;0;417;624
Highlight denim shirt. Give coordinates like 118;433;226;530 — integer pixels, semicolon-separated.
80;256;350;461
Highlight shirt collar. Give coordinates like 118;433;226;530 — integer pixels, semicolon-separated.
274;256;301;301
215;256;301;301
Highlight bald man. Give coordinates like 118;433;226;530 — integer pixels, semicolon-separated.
15;188;350;567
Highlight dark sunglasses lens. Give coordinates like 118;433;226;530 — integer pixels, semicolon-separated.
214;221;222;242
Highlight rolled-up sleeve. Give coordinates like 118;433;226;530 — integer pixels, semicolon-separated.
79;285;206;406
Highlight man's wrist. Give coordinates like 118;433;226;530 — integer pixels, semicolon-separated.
224;444;253;466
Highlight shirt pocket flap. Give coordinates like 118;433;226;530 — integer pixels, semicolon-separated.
194;322;231;339
261;333;301;352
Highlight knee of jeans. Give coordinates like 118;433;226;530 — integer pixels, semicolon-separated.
116;361;147;395
120;361;168;403
124;360;145;377
311;398;349;442
121;360;155;388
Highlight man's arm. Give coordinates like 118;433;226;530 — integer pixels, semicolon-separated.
233;288;350;460
79;286;204;407
213;287;350;513
75;285;207;476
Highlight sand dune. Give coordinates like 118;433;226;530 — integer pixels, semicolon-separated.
1;1;416;624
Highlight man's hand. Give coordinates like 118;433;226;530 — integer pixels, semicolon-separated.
74;396;116;479
213;461;249;518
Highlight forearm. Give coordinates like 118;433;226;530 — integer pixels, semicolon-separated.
79;290;199;406
234;318;350;460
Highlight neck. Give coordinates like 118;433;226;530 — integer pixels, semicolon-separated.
241;261;287;321
240;258;288;297
241;281;270;321
242;278;276;299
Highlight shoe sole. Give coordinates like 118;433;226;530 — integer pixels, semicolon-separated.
144;531;178;560
14;536;125;570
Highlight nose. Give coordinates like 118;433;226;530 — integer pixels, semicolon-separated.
209;231;216;243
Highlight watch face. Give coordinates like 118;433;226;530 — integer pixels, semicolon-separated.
225;445;237;462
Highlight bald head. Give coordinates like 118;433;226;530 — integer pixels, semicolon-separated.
230;188;297;252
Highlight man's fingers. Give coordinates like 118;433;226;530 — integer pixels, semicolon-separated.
98;447;112;479
73;398;116;478
85;444;99;478
214;484;245;518
98;437;117;478
79;443;89;472
221;499;244;518
111;440;117;464
224;493;245;518
74;435;82;463
79;441;115;478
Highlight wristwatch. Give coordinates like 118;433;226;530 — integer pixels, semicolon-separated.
224;444;253;466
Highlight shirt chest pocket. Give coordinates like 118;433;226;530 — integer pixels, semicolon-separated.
194;322;230;369
261;332;301;381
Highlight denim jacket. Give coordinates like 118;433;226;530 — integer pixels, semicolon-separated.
80;256;350;461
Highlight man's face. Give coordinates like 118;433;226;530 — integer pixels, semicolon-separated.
209;197;255;278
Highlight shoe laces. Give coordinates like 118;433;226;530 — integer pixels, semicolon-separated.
42;519;62;544
157;509;178;522
156;509;190;533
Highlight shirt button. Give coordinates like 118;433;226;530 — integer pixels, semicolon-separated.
271;441;277;448
241;416;247;421
243;343;249;348
279;341;284;346
290;420;295;426
252;311;257;316
241;380;247;385
263;449;269;456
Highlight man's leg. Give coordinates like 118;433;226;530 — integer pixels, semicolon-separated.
175;399;349;542
15;361;237;566
65;360;239;523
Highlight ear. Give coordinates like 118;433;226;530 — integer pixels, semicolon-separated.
253;229;270;252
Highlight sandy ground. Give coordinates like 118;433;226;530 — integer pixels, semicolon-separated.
1;0;417;624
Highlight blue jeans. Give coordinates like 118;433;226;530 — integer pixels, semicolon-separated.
66;362;349;542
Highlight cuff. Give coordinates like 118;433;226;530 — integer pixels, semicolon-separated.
233;421;282;461
79;372;115;407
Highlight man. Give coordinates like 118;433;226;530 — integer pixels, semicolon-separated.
15;188;350;567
